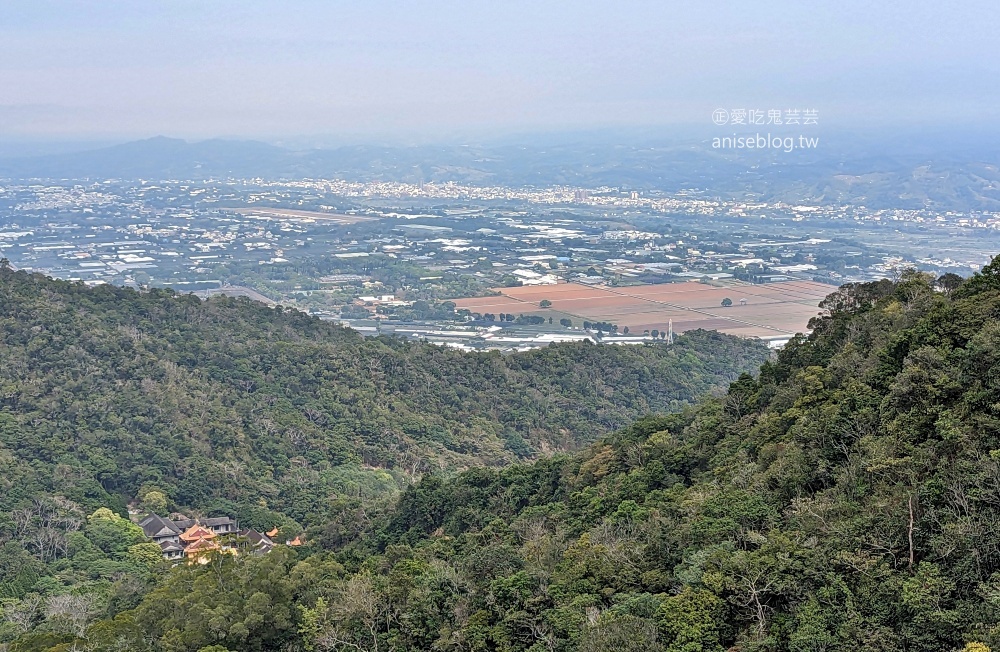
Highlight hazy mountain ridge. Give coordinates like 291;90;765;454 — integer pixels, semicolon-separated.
3;136;999;210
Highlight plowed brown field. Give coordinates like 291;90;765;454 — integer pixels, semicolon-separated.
453;280;833;338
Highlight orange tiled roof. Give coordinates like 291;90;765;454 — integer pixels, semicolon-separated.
266;527;279;537
288;536;303;546
185;537;220;556
179;524;217;542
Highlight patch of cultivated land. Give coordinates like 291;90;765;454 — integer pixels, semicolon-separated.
221;207;377;223
452;280;833;338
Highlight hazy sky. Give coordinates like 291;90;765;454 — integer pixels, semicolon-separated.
1;1;997;142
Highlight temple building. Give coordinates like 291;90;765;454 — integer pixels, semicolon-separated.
139;514;233;560
139;513;290;560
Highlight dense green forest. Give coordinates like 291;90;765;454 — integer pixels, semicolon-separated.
7;263;1000;651
0;263;772;650
0;264;767;524
19;262;1000;651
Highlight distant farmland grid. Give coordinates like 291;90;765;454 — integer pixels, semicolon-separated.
452;280;832;339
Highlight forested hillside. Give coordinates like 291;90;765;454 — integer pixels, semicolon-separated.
0;264;767;528
22;263;1000;652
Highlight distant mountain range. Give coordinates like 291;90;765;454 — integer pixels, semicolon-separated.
2;133;999;210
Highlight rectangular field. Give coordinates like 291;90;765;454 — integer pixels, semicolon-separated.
221;207;377;224
452;280;833;339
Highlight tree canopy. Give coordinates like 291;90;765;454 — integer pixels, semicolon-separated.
0;264;771;650
48;265;1000;652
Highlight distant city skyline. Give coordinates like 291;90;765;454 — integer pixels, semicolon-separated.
1;1;998;141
